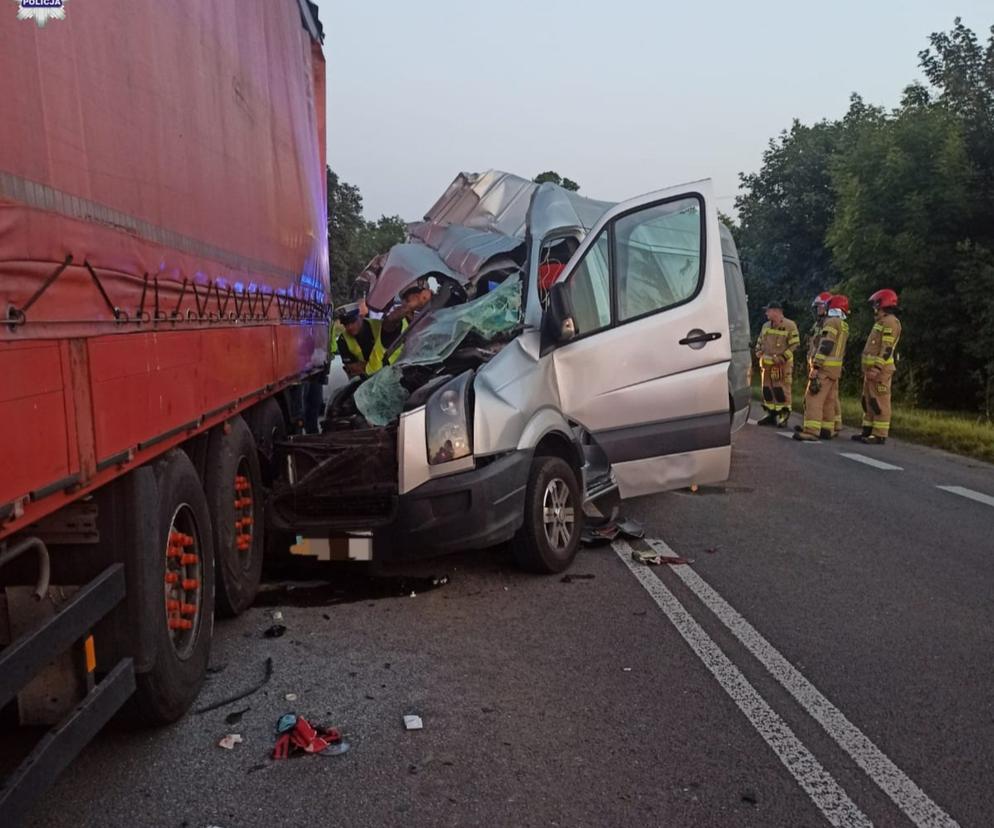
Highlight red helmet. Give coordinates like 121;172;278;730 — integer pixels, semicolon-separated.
812;291;832;307
827;294;849;314
869;288;898;309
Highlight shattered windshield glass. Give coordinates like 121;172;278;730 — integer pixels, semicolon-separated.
355;275;523;426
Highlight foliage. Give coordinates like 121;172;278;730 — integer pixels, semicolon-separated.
327;169;407;305
534;171;580;191
736;19;994;415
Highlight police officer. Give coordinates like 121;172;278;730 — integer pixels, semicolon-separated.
794;294;849;441
755;300;800;427
854;289;902;445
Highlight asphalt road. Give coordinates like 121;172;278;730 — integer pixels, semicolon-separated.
23;405;994;827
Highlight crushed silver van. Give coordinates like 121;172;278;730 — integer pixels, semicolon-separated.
271;171;749;573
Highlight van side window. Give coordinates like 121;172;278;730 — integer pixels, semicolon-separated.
614;197;702;322
568;232;611;335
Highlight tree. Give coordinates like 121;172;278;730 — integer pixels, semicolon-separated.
328;168;366;304
733;114;856;326
827;98;973;405
327;169;409;305
534;171;580;191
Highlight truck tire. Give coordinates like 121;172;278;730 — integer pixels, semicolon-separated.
135;449;216;725
511;455;583;574
205;417;264;616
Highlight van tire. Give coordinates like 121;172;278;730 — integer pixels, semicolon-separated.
134;450;215;725
512;455;583;574
206;417;264;616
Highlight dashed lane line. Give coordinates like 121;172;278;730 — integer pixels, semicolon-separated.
612;540;873;828
936;485;994;509
838;452;903;471
634;537;960;828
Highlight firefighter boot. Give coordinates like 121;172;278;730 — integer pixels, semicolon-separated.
776;409;791;428
819;428;834;440
851;427;872;441
858;435;887;445
793;431;819;442
757;409;777;426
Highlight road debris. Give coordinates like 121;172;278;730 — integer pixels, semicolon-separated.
272;714;345;759
195;657;274;714
582;517;645;546
218;734;243;750
285;693;298;702
403;714;424;731
623;667;633;672
741;788;759;805
705;547;719;555
264;624;287;638
272;610;283;621
224;707;250;726
561;573;596;583
631;548;693;566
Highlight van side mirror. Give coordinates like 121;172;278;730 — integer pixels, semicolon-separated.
541;282;577;350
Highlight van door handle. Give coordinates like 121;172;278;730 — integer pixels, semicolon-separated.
679;329;722;349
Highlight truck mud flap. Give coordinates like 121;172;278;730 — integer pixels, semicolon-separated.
0;564;134;824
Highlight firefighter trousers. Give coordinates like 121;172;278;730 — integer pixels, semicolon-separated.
825;379;842;434
761;362;793;413
861;368;894;437
802;375;837;436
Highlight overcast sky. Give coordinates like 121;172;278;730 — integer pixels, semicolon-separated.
313;0;991;221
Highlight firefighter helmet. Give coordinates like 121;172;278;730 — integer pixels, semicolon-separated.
827;294;850;314
869;288;898;310
812;291;833;307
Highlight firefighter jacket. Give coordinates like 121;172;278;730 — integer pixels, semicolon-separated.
806;318;825;368
755;317;800;368
812;317;848;380
861;312;901;374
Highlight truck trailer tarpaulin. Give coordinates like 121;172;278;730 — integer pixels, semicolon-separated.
0;0;330;537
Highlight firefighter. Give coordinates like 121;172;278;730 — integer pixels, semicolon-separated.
794;294;849;441
796;291;833;434
854;288;902;444
755;301;800;427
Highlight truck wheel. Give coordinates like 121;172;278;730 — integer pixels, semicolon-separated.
206;417;264;616
135;449;215;724
512;455;583;574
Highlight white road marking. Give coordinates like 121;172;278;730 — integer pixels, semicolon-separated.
612;540;872;828
839;452;903;471
936;485;994;509
641;536;959;828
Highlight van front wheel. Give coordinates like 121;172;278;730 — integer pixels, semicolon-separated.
512;456;583;574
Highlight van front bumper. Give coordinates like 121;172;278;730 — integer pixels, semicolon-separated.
376;450;531;558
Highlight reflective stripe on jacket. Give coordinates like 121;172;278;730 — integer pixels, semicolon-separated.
813;317;849;380
861;312;902;370
755;317;800;366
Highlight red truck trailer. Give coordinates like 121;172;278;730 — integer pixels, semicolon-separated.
0;1;328;817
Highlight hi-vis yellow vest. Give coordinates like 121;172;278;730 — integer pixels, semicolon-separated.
340;318;407;376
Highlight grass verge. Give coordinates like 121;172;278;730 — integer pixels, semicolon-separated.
752;379;994;464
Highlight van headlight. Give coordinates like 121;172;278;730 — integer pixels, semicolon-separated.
426;371;473;465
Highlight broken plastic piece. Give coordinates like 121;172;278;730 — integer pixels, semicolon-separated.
631;548;692;566
276;713;298;734
403;714;424;731
320;741;351;757
218;733;243;750
285;693;298;702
